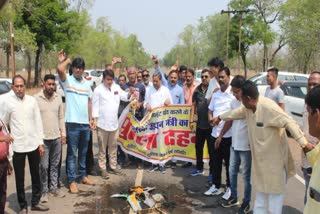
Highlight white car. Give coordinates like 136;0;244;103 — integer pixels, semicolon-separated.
280;81;307;128
249;71;309;96
195;69;202;83
84;70;103;89
54;74;65;102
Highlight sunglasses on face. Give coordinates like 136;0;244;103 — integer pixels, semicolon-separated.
142;74;149;77
201;75;209;79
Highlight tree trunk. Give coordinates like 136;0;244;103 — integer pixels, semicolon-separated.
34;45;42;87
6;51;9;78
262;42;267;72
26;50;32;88
241;51;248;79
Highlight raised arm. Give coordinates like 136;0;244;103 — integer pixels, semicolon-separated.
57;50;71;82
152;55;168;87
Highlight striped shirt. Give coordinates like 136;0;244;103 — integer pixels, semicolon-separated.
60;75;92;124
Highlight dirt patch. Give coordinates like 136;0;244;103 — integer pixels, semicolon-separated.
73;182;194;214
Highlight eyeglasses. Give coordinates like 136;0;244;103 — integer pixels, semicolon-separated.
201;75;209;79
142;74;149;77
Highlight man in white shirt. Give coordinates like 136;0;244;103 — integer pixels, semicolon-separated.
205;57;224;103
264;66;285;110
92;70;133;179
141;69;153;95
145;72;173;174
0;75;49;213
221;75;252;214
205;67;235;198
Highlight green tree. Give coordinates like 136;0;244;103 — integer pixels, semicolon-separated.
281;0;320;73
16;0;85;86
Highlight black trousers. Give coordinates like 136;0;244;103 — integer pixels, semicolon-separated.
13;148;41;209
86;131;94;173
209;136;232;189
195;128;212;171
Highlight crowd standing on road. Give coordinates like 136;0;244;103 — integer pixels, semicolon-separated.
0;52;320;214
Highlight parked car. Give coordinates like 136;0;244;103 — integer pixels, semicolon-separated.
54;74;65;102
0;80;11;95
84;70;103;89
249;71;309;96
280;81;308;128
195;70;202;83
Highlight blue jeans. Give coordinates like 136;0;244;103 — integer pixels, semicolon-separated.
66;123;90;183
229;147;252;204
302;167;311;204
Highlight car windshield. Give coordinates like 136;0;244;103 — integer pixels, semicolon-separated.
0;81;10;95
284;86;307;99
249;73;267;85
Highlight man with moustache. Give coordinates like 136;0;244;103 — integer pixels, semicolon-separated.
146;72;173;174
301;71;320;204
137;71;143;84
122;66;146;121
92;70;133;178
0;75;48;213
121;66;146;168
182;68;199;168
212;80;314;213
221;75;252;214
141;69;153;95
204;67;234;199
166;70;185;168
190;69;212;176
183;69;199;105
304;84;320;213
35;74;66;202
167;70;185;105
57;51;94;194
205;57;224;103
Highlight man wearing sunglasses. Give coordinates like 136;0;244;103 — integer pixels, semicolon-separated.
190;69;211;176
141;69;153;95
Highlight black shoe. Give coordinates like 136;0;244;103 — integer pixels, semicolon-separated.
19;208;28;214
31;203;49;211
238;202;250;214
87;169;98;176
221;197;239;208
182;162;192;168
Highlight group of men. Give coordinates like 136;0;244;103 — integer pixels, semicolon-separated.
0;50;320;214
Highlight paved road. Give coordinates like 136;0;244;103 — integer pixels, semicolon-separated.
5;137;306;214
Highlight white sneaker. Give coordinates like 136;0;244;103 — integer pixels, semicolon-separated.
204;185;222;196
222;187;231;200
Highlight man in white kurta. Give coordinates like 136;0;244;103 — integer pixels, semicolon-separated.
145;72;173;173
212;80;313;214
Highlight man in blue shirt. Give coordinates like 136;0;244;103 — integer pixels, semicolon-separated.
167;70;185;105
57;51;94;194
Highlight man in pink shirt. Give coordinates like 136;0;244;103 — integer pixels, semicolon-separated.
183;69;199;105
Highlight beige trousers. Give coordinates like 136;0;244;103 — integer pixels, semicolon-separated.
97;127;119;170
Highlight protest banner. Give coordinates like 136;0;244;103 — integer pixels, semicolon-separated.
117;105;209;164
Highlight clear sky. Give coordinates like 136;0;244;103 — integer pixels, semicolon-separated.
90;0;230;58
